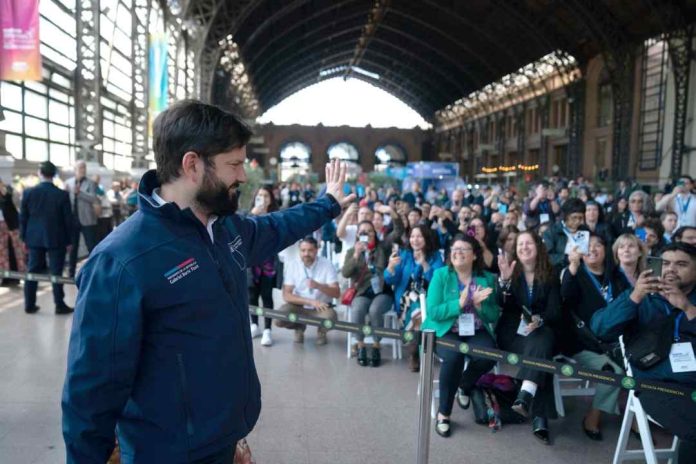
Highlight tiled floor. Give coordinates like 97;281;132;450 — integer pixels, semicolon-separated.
0;281;672;463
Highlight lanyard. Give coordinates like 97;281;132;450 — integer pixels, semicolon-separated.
538;201;548;214
303;264;313;280
522;278;534;305
674;312;685;342
676;195;692;215
583;264;612;303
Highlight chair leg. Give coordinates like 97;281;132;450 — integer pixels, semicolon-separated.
553;374;565;418
612;394;636;464
634;400;659;464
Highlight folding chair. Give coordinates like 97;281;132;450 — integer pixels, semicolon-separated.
344;304;402;360
552;354;596;417
612;336;679;464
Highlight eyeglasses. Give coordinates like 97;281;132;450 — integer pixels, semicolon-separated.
451;247;474;254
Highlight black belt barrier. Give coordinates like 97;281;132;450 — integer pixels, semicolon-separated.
249;305;696;403
1;269;75;285
2;269;692;403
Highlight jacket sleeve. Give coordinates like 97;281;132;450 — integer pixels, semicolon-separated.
560;267;580;302
424;253;443;282
384;251;404;286
19;190;29;241
425;269;460;322
237;194;341;266
541;279;562;325
477;273;501;325
342;248;364;278
62;253;144;463
590;289;639;341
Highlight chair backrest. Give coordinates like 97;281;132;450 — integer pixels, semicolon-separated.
618;335;634;377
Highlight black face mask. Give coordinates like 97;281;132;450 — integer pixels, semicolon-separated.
195;166;239;216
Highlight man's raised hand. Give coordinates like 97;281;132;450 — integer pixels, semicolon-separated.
325;159;356;208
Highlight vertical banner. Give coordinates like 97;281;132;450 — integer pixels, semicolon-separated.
0;0;42;81
148;32;168;133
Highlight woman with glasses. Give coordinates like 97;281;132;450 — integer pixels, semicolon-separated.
560;233;626;441
342;220;391;367
497;231;561;445
423;234;500;437
612;190;652;237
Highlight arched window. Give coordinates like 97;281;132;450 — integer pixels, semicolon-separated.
374;144;407;171
327;142;361;176
279;141;311;181
597;68;613;127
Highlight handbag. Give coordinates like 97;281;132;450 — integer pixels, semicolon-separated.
624;312;676;370
341;263;368;305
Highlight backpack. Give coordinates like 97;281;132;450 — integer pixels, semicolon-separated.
471;374;526;430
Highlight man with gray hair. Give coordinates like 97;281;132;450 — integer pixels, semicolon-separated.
64;160;100;277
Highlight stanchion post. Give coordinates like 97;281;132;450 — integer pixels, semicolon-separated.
416;329;435;464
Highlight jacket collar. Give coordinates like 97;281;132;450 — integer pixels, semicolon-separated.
137;170;202;226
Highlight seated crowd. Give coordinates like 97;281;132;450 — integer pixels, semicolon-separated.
251;174;696;458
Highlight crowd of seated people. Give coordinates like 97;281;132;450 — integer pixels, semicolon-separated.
250;173;695;456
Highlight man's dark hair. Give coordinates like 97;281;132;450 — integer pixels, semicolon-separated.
561;198;586;219
644;217;664;240
661;241;696;259
300;236;318;248
673;226;696;242
39;161;57;178
153;100;253;184
411;207;422;217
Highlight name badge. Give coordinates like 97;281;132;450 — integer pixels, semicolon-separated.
370;275;382;295
669;342;696;373
539;213;550;224
517;318;530;337
458;313;475;336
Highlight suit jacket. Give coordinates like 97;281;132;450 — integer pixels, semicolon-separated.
20;181;73;249
64;177;99;226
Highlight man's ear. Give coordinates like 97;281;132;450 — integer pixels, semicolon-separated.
181;151;202;182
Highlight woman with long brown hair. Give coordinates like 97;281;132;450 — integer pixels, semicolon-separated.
497;231;561;445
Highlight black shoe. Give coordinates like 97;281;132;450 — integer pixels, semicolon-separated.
456;388;470;409
55;304;74;315
368;347;381;367
357;346;368;367
512;390;533;418
25;305;40;314
435;418;451;437
582;418;603;441
532;416;550;445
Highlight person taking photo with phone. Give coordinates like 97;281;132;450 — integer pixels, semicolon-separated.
656;175;696;228
543;198;590;270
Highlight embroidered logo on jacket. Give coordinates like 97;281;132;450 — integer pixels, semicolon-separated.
227;236;246;270
164;257;199;284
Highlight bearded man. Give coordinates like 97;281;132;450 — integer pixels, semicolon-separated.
61;100;354;463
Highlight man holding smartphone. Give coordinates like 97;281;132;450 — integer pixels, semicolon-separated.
591;242;696;461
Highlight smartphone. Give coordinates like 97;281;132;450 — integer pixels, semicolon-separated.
254;195;265;209
521;305;534;323
573;231;590;255
359;234;369;243
392;244;400;256
646;256;663;278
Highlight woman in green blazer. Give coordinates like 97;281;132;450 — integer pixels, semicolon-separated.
423;234;501;437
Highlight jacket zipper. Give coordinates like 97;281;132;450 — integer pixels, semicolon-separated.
176;353;195;436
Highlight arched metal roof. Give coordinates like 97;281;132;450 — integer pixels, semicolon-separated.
186;0;696;120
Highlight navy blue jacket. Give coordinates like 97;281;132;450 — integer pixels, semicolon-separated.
62;170;341;463
20;181;73;249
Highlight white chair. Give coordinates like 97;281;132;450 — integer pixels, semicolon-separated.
552;354;596;417
613;336;679;464
344;304;402;360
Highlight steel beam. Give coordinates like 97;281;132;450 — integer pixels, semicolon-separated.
668;26;694;177
75;0;102;163
131;0;149;169
566;78;585;178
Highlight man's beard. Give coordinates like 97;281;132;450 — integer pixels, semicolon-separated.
195;167;239;216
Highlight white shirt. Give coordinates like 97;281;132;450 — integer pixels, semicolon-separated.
152;188;218;243
283;255;338;309
673;193;696;228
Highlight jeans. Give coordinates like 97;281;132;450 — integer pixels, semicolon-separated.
350;294;392;342
249;274;274;330
24;247;66;309
571;350;623;414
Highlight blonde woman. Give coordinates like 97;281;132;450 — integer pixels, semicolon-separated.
611;233;647;288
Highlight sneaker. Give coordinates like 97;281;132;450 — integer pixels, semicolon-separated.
260;329;273;346
250;323;260;338
294;330;305;344
315;331;327;346
456;388;470;409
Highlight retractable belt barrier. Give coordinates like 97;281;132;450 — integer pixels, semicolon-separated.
2;269;692;403
249;305;696;403
1;269;75;285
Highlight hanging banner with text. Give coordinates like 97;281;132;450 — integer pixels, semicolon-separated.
0;0;42;81
148;32;168;133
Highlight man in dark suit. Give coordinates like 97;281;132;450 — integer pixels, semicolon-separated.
20;161;74;314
